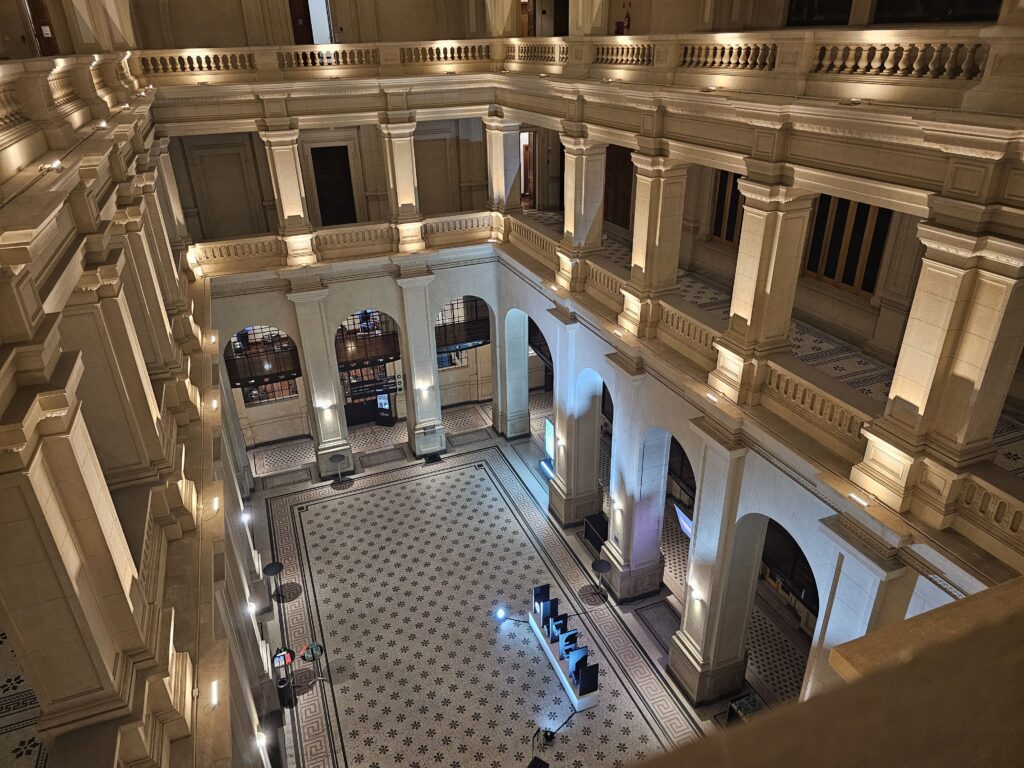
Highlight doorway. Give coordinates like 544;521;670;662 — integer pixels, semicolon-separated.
24;0;60;56
289;0;314;44
311;146;358;226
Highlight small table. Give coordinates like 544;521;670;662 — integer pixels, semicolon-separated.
329;453;346;481
591;558;611;601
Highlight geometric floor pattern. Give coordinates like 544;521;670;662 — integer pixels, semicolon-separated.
0;632;46;768
267;446;700;768
523;210;1024;476
251;438;317;477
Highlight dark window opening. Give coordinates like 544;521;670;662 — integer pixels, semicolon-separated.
761;520;819;617
528;318;554;392
311;145;358;226
786;0;852;26
336;310;401;369
435;297;491;355
223;326;302;407
603;144;634;231
805;194;892;297
711;170;744;245
874;0;999;24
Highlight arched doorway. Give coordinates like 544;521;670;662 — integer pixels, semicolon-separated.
573;368;614;542
335;309;404;431
434;296;496;445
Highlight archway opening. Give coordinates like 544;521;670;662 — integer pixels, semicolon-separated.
499;309;554;468
435;296;495;444
335;309;404;432
222;325;308;474
526;317;554;452
574;369;614;547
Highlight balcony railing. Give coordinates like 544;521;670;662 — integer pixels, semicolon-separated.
121;23;1020;113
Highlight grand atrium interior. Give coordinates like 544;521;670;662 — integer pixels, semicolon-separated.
0;0;1022;765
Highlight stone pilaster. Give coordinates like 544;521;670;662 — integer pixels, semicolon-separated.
483;116;522;236
667;423;751;704
618;153;689;338
557;130;607;292
852;224;1024;524
287;286;355;478
709;179;815;404
601;365;664;602
259;127;315;264
380;121;425;253
397;271;447;456
492;306;531;438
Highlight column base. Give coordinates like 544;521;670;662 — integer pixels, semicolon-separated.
600;542;663;603
709;336;785;405
547;479;599;527
667;630;748;706
618;285;670;339
284;230;316;266
396;220;426;253
410;422;447;457
555;246;588;292
315;440;355;480
495;407;531;440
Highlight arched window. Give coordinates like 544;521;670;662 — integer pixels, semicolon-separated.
223;325;302;406
435;297;490;369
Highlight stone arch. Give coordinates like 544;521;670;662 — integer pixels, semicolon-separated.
222;325;303;407
334;308;405;428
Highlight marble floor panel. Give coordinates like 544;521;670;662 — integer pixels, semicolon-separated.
251;438;317;477
0;633;45;768
267;446;700;768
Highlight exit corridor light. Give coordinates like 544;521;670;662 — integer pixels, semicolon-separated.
705;392;719;403
210;679;219;707
849;492;870;507
247;601;257;616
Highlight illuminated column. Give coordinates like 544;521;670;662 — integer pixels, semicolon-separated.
709;179;815;404
139;171;188;315
601;369;665;601
153;138;192;263
60;252;173;487
259;127;315;264
547;310;602;526
397;272;447;456
493;307;530;438
0;357;155;742
112;204;185;381
667;423;752;703
287;288;354;478
852;224;1024;522
619;153;689;337
380;121;425;253
484;116;522;224
557;130;607;292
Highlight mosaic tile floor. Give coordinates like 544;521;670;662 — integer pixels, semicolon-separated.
347;404;494;455
521;211;1024;476
251;438;317;478
0;632;46;768
268;447;700;768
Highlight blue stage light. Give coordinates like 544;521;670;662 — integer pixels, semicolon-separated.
495;607;507;621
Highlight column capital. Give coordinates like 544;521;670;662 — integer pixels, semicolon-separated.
379;120;418;139
630;151;689;177
736;178;816;209
560;133;607;155
482;115;520;133
396;271;435;289
257;127;301;145
286;288;329;304
918;221;1024;278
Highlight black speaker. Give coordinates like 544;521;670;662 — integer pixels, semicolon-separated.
276;676;296;709
527;758;550;768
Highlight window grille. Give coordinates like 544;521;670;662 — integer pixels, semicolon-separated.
336;310;401;369
342;364;399;404
804;194;893;296
223;325;302;407
435;297;490;354
711;170;744;245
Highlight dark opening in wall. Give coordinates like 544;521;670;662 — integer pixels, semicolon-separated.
311;145;358;226
874;0;1000;24
787;0;852;27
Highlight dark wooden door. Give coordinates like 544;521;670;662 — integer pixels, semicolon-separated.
311;146;358;226
289;0;314;44
603;144;633;230
26;0;60;55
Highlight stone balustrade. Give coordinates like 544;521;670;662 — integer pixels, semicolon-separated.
957;469;1024;555
506;214;559;271
585;258;627;313
421;211;497;248
657;296;723;371
761;355;882;465
113;23;1019;113
315;221;397;259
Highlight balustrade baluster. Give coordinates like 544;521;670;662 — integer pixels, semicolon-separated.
943;43;962;78
957;43;977;80
928;43;946;77
913;44;931;76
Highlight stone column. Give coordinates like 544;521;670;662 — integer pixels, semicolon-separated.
139;171;189;316
852;224;1024;522
667;422;751;704
493;307;531;438
0;357;155;741
547;310;602;526
397;272;447;456
709;179;815;404
557;131;607;292
619;153;689;337
153;138;192;262
259;127;315;264
380;121;425;253
601;368;664;601
484;116;522;227
112;204;185;382
287;288;355;478
60;251;173;488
